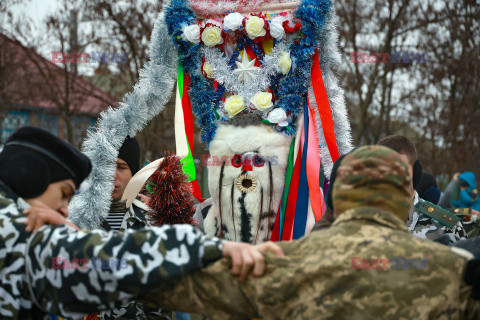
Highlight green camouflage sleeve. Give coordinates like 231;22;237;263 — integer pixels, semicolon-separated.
465;295;480;319
139;242;299;320
139;258;258;320
24;223;223;319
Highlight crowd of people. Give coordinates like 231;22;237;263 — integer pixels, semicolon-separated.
0;126;479;319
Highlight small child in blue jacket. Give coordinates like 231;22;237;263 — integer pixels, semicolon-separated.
452;171;480;211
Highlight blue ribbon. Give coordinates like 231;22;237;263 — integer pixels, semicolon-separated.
292;102;311;239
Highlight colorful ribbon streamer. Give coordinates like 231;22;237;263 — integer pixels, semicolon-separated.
176;63;204;202
307;97;326;220
271;51;340;241
311;50;340;163
292;102;311;239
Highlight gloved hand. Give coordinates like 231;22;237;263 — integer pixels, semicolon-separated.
433;233;459;246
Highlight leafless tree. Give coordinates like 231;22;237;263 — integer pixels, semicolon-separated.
336;0;480;177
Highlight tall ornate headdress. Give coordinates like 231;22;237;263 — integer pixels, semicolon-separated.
69;0;353;239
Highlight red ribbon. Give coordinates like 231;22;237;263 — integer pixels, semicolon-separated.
183;74;205;202
306;101;325;221
311;50;340;163
270;201;282;241
281;142;303;241
182;75;194;150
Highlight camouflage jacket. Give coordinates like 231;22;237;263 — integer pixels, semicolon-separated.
141;207;479;320
0;181;223;320
96;200;174;320
408;198;468;241
101;200;150;232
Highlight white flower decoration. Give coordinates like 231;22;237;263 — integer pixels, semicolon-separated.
267;108;289;126
203;62;214;78
182;24;201;44
225;95;245;117
270;17;286;40
224;12;244;31
245;16;267;39
250;92;273;111
202;26;224;47
279;51;292;75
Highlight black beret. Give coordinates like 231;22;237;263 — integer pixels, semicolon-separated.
0;126;91;198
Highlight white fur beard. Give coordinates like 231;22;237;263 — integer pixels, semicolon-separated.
203;124;291;244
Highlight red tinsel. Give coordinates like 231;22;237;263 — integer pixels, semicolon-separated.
145;153;196;226
283;20;302;34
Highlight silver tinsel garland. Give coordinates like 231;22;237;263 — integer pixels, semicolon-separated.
68;12;178;230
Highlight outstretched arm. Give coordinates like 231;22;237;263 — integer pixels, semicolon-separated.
19;203;283;319
21;219;223;319
139;242;287;320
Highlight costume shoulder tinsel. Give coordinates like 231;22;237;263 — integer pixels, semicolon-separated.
68;12;178;230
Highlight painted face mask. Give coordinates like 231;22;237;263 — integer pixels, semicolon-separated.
204;123;291;243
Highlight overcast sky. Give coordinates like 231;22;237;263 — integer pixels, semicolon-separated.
9;0;104;76
11;0;60;35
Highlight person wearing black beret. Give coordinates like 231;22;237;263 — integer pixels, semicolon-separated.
0;126;282;320
0;126;91;217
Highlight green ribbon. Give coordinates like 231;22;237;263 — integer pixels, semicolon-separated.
279;139;296;235
180;144;196;182
177;62;196;182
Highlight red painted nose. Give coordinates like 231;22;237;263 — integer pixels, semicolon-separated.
242;156;253;171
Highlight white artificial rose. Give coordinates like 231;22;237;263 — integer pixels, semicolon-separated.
267;108;289;126
225;95;245;117
182;24;201;44
224;12;244;31
270;17;286;40
203;62;214;78
245;16;267;39
279;51;292;75
250;92;273;111
202;26;224;47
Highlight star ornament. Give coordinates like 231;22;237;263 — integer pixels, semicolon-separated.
233;50;260;83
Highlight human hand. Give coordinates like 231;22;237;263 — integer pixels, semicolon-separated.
222;241;284;281
138;193;151;204
23;201;79;232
